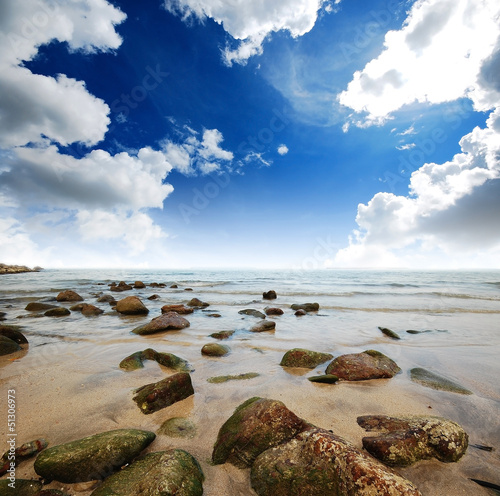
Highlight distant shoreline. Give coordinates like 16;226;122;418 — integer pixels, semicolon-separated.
0;264;43;275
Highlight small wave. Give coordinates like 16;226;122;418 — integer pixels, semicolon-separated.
321;306;500;314
432;292;500;302
389;283;420;288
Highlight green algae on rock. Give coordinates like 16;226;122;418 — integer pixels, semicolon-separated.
201;343;230;357
90;449;204;496
207;372;260;384
34;429;155;483
119;348;190;372
378;326;401;340
358;415;469;466
212;397;307;468
133;372;194;414
0;479;42;495
307;374;339;384
410;367;473;394
280;348;333;369
158;418;197;438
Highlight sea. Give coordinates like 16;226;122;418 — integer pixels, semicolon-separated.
1;268;499;495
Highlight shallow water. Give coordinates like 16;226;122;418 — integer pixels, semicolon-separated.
1;269;499;495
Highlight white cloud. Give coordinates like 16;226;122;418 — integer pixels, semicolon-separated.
338;0;500;125
163;0;331;65
278;144;289;155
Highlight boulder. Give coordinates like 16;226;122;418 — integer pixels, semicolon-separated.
212;397;306;468
239;309;265;319
0;479;42;495
1;439;48;476
119;349;190;372
132;312;190;335
250;320;276;332
410;367;472;395
357;415;469;466
97;295;117;305
161;304;194;315
115;296;149;315
251;427;422;496
69;303;85;311
44;307;71;317
147;294;160;300
187;298;209;308
280;349;333;369
133;372;194;414
110;281;133;292
210;330;235;340
291;302;319;312
263;290;277;300
133;281;146;289
325;350;401;381
56;290;83;302
34;429;155;483
81;304;104;316
201;343;230;357
264;307;284;316
90;449;204;496
25;302;57;312
0;325;28;344
0;335;21;355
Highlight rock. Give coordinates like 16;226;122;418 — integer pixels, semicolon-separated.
1;439;48;476
308;374;339;384
44;307;70;317
358;415;469;466
280;348;333;369
185;288;193;291
150;282;166;288
263;290;277;300
133;281;145;289
208;373;260;384
264;307;283;316
239;309;265;319
38;490;71;496
90;449;204;496
0;479;42;495
115;296;149;315
81;304;104;316
110;281;133;292
0;325;29;344
161;304;194;315
132;312;190;335
325;350;401;381
0;335;21;355
251;427;422;496
25;302;57;312
378;326;401;340
34;429;155;483
250;320;276;332
410;367;473;395
119;349;190;372
212;397;306;468
147;294;159;300
69;303;85;311
187;298;209;308
158;418;197;438
206;313;221;318
0;263;40;275
56;290;83;302
133;372;194;414
210;330;235;340
294;309;306;316
201;343;230;357
97;295;117;305
291;302;319;312
0;312;5;320
170;284;178;288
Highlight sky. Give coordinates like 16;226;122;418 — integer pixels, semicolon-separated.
0;0;499;269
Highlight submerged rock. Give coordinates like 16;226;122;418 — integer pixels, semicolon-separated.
158;418;197;438
187;298;209;308
210;330;235;340
147;294;160;300
133;372;194;414
119;349;190;372
132;312;190;335
251;427;422;496
0;479;42;495
280;348;333;369
325;350;401;381
358;415;469;466
263;290;277;300
0;325;28;344
90;449;204;496
56;290;83;302
81;304;104;316
25;302;57;312
250;320;276;332
97;294;117;305
378;326;401;340
115;296;149;315
0;335;21;355
44;307;71;317
410;367;473;395
201;343;230;357
291;302;319;312
34;429;155;483
161;304;194;315
208;373;260;384
307;374;339;384
212;397;306;468
264;307;284;316
239;309;265;319
110;281;133;292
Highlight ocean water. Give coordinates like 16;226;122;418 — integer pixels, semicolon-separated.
1;268;500;495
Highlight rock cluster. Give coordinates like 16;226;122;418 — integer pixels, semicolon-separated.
0;264;42;274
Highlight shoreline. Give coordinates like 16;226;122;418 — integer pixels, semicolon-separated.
0;264;43;275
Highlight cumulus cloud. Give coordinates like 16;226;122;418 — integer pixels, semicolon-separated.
338;0;500;125
163;0;332;65
278;144;289;155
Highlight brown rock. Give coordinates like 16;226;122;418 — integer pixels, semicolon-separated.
56;290;83;302
161;304;194;315
264;307;283;316
187;298;209;308
201;343;230;357
263;290;277;300
97;294;117;305
251;320;276;332
294;309;306;316
81;304;104;316
44;307;71;317
110;281;133;292
25;302;57;312
115;296;149;315
132;312;190;335
133;281;146;289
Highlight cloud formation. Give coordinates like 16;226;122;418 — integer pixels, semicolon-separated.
163;0;332;65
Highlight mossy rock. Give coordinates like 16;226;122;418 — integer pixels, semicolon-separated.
378;327;401;340
201;343;230;357
34;429;155;483
119;349;190;372
0;479;42;495
158;418;197;438
209;330;235;340
44;307;70;317
410;368;472;395
280;349;333;369
238;309;265;319
25;302;57;311
208;373;260;384
307;374;339;384
90;449;204;496
290;303;319;312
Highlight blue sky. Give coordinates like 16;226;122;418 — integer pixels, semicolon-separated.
1;0;499;269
